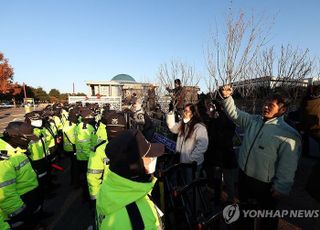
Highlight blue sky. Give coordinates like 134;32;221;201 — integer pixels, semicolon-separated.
1;0;320;94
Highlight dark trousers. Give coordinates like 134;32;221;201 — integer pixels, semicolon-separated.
9;187;42;229
204;164;222;203
237;170;278;230
77;160;90;201
30;158;50;189
66;152;77;186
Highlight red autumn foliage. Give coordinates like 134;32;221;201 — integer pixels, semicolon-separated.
0;52;15;94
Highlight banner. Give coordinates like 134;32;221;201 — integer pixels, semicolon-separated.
152;133;176;153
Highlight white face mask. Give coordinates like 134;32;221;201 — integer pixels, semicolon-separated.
142;157;157;174
183;118;191;123
31;119;43;128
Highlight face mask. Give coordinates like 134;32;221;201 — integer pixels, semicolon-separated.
31;119;43;128
142;157;157;174
183;118;191;123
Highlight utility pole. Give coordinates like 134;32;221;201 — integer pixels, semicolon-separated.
23;82;27;98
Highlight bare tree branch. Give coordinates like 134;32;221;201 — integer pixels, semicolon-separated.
255;45;314;102
206;10;273;98
156;59;200;97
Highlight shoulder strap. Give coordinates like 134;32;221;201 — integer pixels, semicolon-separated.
125;202;144;230
39;138;49;159
94;140;107;152
51;119;59;133
45;123;55;137
63;130;72;144
63;131;76;152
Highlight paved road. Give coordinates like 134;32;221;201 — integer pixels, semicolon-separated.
41;157;94;230
0;107;25;132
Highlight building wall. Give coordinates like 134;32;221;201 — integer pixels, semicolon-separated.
87;82;155;101
87;84;122;97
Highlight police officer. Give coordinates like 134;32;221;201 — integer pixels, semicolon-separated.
75;108;97;200
0;125;41;229
87;111;126;200
42;110;59;163
96;129;165;229
62;108;78;186
25;112;51;189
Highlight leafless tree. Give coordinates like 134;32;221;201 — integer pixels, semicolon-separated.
156;59;201;96
155;59;201;113
312;58;320;83
204;75;216;95
255;45;314;104
206;11;273;98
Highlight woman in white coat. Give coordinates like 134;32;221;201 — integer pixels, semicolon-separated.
166;103;209;178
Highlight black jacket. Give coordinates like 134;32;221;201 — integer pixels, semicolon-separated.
204;110;237;169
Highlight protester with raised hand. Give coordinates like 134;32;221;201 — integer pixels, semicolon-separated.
220;85;301;230
166;103;208;179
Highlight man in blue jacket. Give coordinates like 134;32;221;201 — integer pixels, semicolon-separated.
220;85;301;230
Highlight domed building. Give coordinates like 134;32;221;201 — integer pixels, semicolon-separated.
111;74;136;84
85;73;155;101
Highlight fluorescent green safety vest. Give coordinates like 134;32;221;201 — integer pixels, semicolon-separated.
96;168;160;229
43;121;58;149
0;141;38;220
75;123;97;161
87;141;109;200
0;158;25;220
61;111;68;130
53;115;63;131
62;122;77;152
96;123;108;145
28;138;48;161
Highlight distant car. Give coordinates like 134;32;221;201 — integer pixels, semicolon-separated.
0;103;14;108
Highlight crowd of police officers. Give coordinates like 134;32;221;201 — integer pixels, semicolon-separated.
0;102;128;229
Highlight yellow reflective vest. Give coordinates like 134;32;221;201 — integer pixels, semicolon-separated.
75;122;97;161
62;121;77;152
87;142;109;200
28;138;48;161
96;168;161;229
0;141;38;220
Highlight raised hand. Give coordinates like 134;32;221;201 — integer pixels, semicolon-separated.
220;85;233;98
